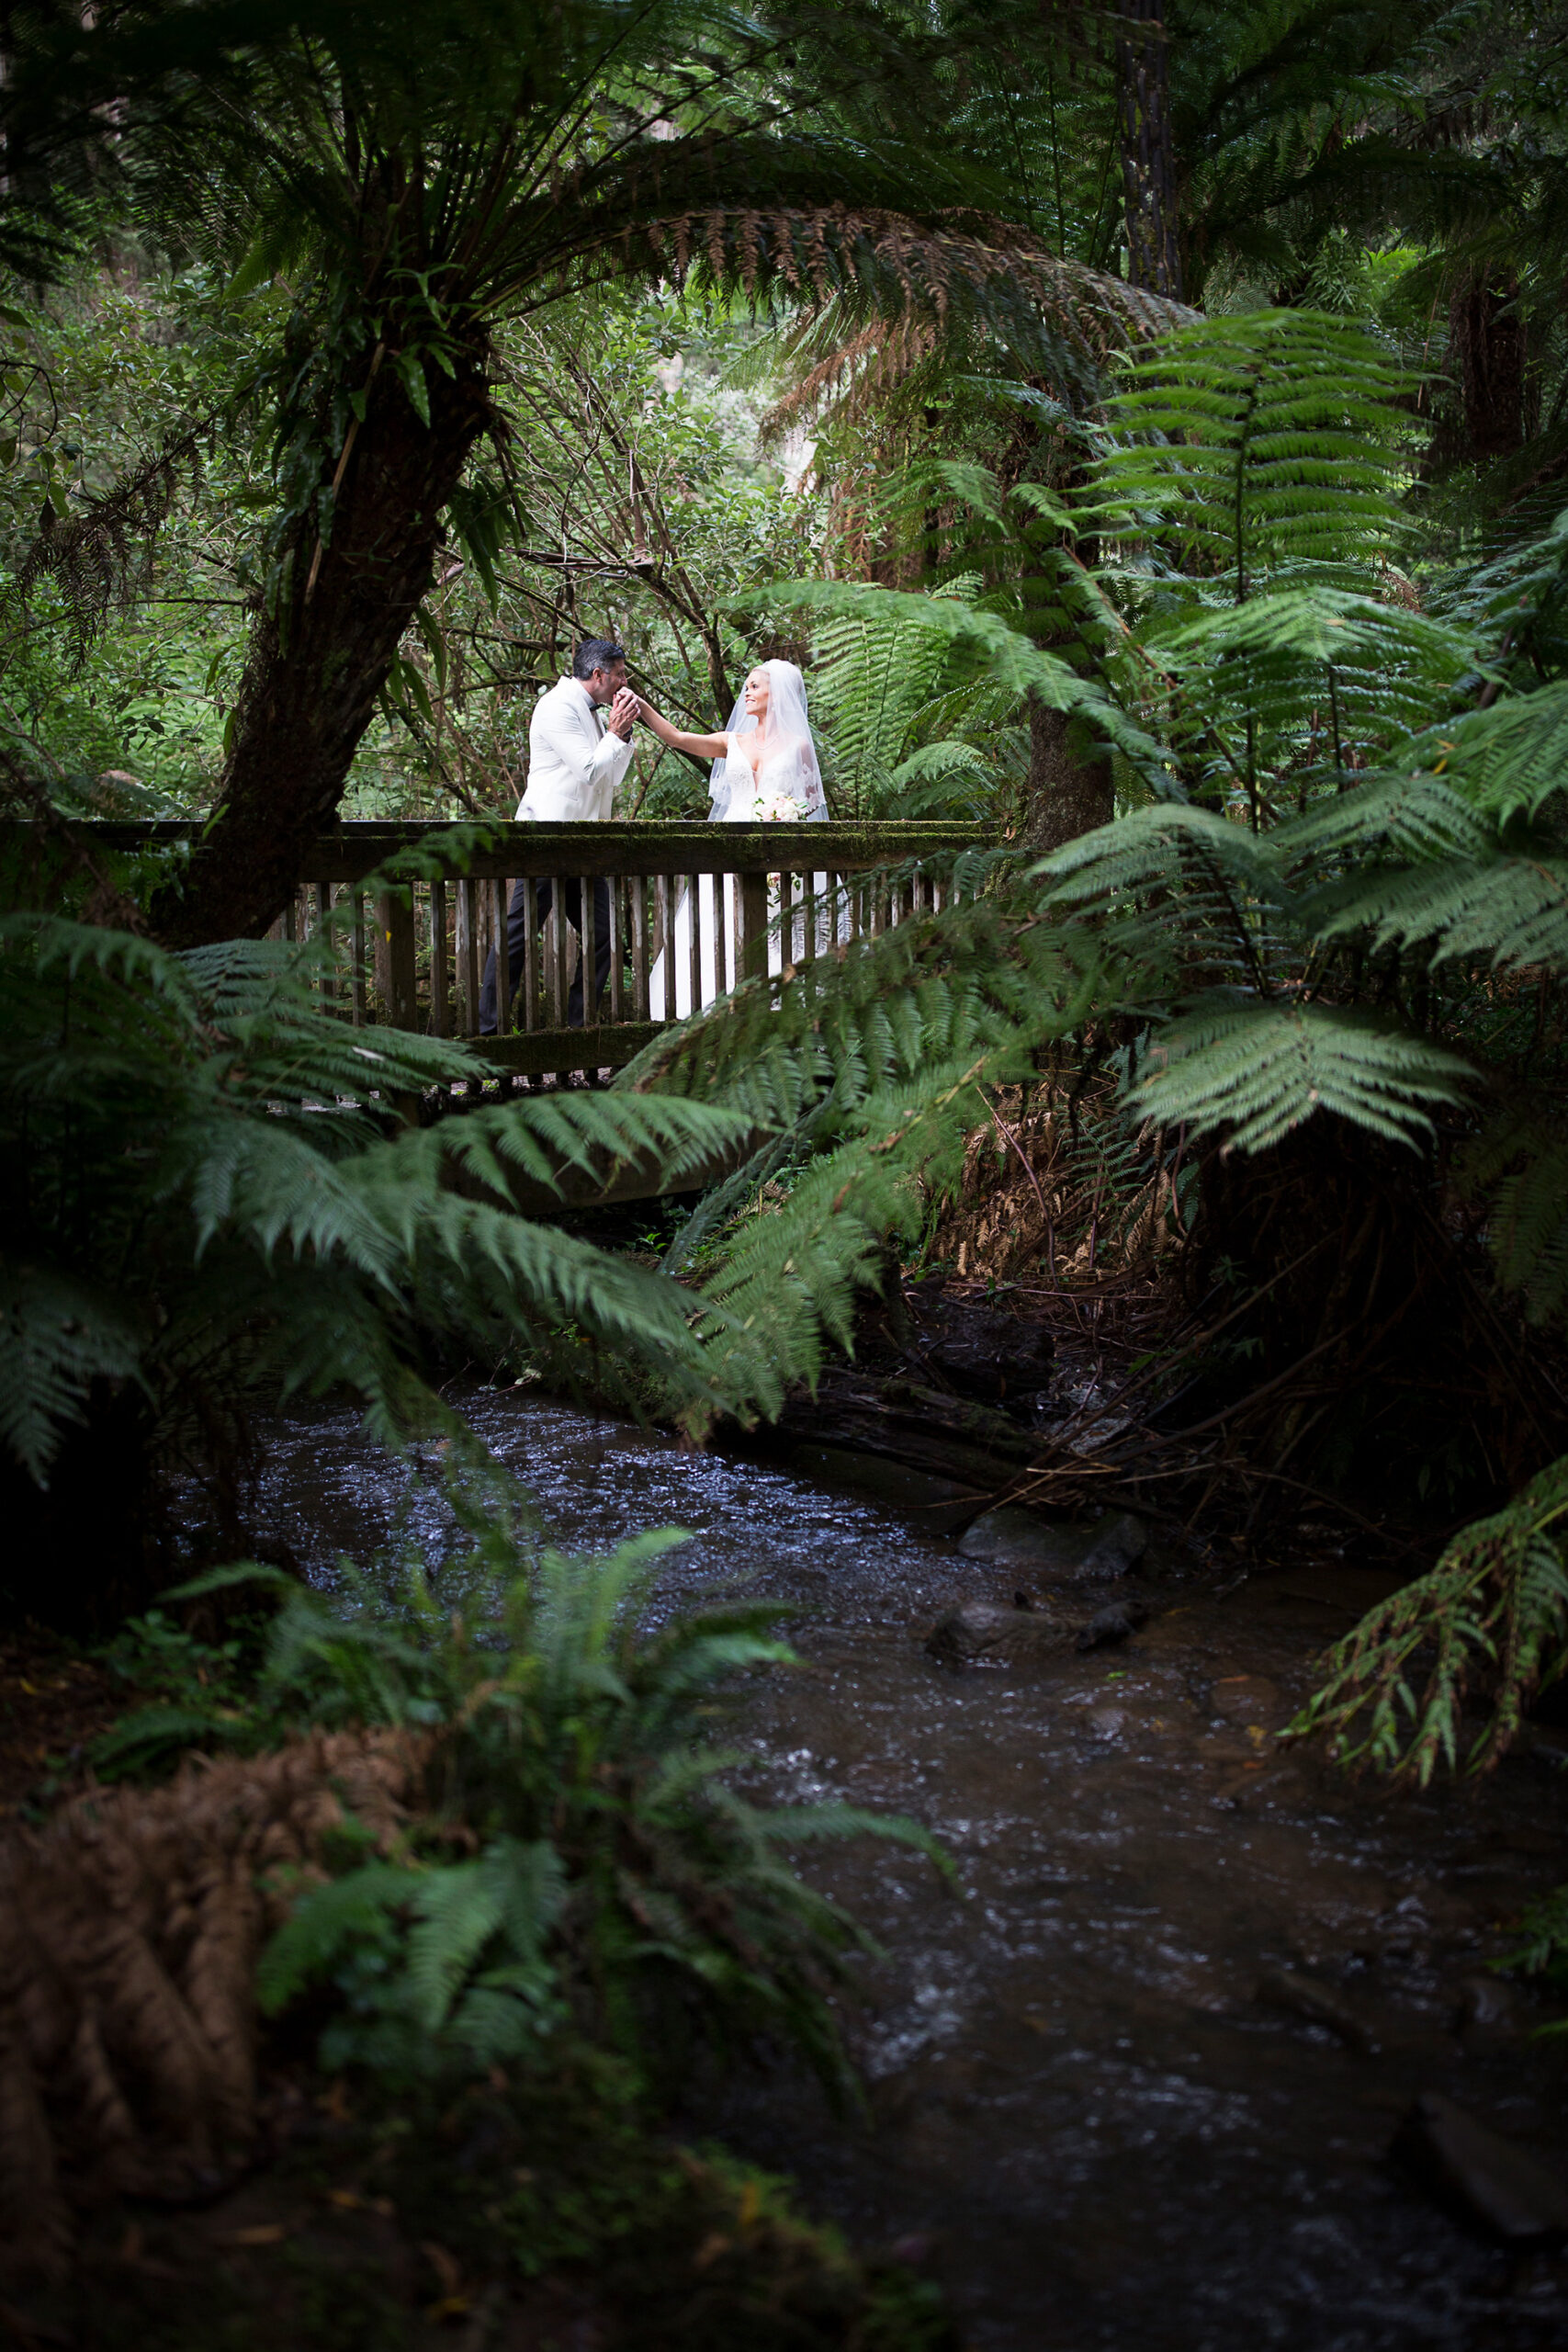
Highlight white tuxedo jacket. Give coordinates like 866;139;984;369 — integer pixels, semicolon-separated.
515;676;633;822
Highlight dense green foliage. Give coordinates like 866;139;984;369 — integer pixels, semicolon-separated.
0;881;758;1621
6;2;1568;1746
6;7;1568;2332
99;1517;948;2102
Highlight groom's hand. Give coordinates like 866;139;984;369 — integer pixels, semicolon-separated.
607;687;638;741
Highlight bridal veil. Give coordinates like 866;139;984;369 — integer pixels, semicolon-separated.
707;658;827;820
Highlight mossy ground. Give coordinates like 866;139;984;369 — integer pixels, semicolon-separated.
39;2059;955;2352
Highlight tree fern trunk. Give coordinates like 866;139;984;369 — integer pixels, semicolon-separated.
153;358;491;950
1023;696;1113;851
1116;1;1182;300
1448;268;1527;463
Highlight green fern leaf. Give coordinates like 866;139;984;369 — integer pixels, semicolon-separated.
1130;1001;1472;1152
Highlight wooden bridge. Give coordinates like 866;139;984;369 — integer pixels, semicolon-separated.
74;818;991;1080
39;818;993;1204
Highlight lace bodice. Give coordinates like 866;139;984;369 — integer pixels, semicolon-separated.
715;740;826;821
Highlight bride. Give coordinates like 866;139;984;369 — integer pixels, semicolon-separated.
639;661;828;1017
636;659;828;823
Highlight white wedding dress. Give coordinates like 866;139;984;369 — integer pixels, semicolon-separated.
649;662;829;1021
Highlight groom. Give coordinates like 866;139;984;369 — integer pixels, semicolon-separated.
479;638;638;1032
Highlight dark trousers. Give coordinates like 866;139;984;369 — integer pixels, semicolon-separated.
479;874;613;1033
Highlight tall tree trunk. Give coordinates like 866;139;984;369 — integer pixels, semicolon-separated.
1116;1;1182;300
1022;696;1113;851
154;357;491;950
1449;268;1526;462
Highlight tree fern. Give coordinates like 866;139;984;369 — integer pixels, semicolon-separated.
1088;310;1417;593
0;908;764;1616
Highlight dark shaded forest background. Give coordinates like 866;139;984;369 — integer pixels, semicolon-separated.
3;2;1568;2335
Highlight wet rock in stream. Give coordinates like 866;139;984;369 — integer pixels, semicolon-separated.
1456;1972;1524;2049
1076;1596;1151;1651
926;1592;1149;1668
1258;1964;1382;2053
1394;2092;1568;2241
1076;1510;1149;1580
959;1506;1147;1584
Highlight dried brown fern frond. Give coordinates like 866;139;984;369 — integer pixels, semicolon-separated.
929;1081;1179;1286
724;220;1191;449
761;317;936;447
15;427;203;669
620;204;1188;364
0;1726;428;2275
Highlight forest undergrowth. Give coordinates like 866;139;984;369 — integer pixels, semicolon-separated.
0;1512;956;2349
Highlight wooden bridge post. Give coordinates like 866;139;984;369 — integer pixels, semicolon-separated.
739;871;768;983
374;889;418;1029
429;879;448;1038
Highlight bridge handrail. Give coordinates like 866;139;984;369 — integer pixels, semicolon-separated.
43;817;991;880
9;817;998;1078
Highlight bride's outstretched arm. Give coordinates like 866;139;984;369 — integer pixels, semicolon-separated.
635;700;728;760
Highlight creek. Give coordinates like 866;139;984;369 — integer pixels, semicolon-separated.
251;1387;1568;2352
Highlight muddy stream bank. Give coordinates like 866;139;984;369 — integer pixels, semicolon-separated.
251;1389;1568;2352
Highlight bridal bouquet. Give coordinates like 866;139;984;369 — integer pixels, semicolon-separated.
756;789;802;823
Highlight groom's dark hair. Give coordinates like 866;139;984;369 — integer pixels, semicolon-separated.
572;637;626;679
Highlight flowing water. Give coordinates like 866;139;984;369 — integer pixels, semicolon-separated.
253;1389;1568;2352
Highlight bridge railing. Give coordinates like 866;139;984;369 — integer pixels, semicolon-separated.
62;819;994;1079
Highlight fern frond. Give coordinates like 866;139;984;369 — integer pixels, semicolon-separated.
1458;1105;1568;1329
1413;680;1568;828
1130;1001;1472;1153
1090;312;1416;581
1287;1453;1568;1782
1275;769;1490;863
0;1262;145;1483
255;1862;419;2015
1315;850;1568;973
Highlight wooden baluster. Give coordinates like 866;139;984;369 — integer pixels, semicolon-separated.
739;868;768;983
580;871;598;1029
491;877;511;1035
607;876;625;1021
375;889;417;1028
429;878;448;1038
632;876;651;1019
652;876;670;1018
455;879;477;1034
685;871;701;1015
549;878;569;1025
803;865;818;963
314;882;335;1004
521;876;539;1033
352;894;367;1025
